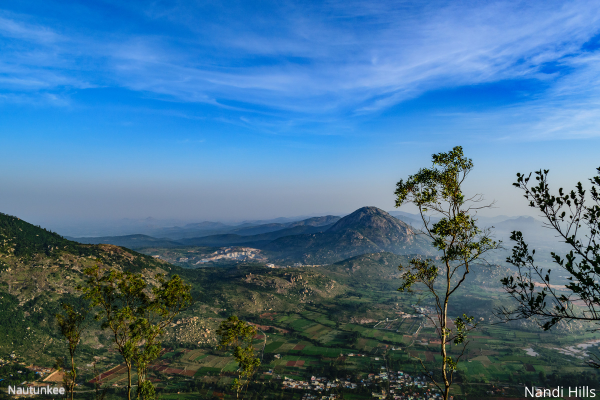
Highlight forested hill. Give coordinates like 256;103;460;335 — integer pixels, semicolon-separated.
0;212;180;364
0;212;171;272
0;212;99;259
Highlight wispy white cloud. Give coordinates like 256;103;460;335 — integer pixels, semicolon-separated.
0;91;70;106
2;0;600;137
0;15;59;43
103;1;600;114
0;11;94;96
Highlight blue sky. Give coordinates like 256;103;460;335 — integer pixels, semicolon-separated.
1;0;600;226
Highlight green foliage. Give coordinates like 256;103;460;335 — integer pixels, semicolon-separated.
453;314;474;345
0;364;37;387
395;147;497;269
394;146;498;400
217;315;261;398
81;266;192;400
56;303;87;400
397;258;437;293
132;274;193;400
0;212;98;259
0;289;27;347
500;167;600;368
81;266;145;400
56;304;87;350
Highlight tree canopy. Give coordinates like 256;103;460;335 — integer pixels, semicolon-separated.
395;146;499;400
499;167;600;368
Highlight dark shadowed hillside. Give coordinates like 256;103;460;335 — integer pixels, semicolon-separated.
263;206;433;263
147;215;341;239
322;252;411;283
179;223;336;248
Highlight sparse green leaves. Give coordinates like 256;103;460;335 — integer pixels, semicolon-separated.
80;267;192;399
444;356;458;371
394;146;498;400
453;314;475;345
56;303;87;400
398;258;438;292
500;167;600;345
56;303;87;349
395;146;473;210
217;315;261;398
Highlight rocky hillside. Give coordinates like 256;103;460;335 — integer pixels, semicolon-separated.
263;206;433;263
0;212;178;363
327;206;416;244
322;252;411;283
0;212;351;365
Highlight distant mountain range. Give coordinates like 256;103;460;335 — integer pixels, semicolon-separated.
0;208;576;371
67;207;569;266
70;234;185;248
51;215;329;238
263;207;433;263
70;206;433;264
68;215;342;249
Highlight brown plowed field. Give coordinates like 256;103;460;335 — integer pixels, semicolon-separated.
89;364;127;384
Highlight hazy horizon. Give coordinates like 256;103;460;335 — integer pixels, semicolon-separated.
2;1;600;228
21;207;544;239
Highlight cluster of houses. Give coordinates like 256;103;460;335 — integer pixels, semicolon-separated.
194;247;266;264
27;365;53;378
266;263;322;268
373;390;444;400
0;359;51;378
301;393;338;400
411;305;436;316
281;369;443;400
370;371;443;399
282;376;357;391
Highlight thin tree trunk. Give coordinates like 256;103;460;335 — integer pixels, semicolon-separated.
442;276;450;400
70;353;76;400
137;366;146;400
137;371;142;400
127;362;132;400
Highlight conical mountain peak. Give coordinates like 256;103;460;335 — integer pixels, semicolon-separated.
327;206;414;236
264;206;431;264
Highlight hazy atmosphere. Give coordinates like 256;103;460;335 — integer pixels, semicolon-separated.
2;0;600;229
3;3;600;399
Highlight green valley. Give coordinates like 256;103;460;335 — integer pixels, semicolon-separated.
0;211;599;399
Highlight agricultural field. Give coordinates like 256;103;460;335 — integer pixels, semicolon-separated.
85;296;600;399
2;248;599;399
